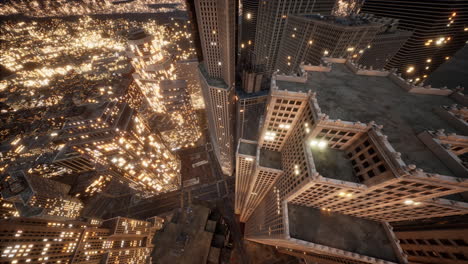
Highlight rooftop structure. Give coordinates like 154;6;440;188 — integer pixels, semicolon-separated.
238;59;468;263
288;204;399;263
152;205;231;264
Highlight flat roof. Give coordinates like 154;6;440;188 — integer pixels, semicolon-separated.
310;147;358;183
236;88;269;99
152;205;214;264
198;63;228;89
288;204;399;263
284;63;462;177
238;141;257;156
259;148;282;170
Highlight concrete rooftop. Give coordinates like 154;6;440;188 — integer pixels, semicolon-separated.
310;147;358;183
152;205;214;264
288;204;399;263
198;63;228;89
279;63;464;177
259;148;282;170
238;141;257;156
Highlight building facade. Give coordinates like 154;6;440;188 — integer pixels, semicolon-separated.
275;14;382;75
236;60;468;263
239;0;259;69
0;216;159;264
1;171;83;220
356;14;412;70
126;29;201;151
396;227;468;264
236;91;268;142
360;0;468;81
53;101;181;198
195;0;236;176
253;0;336;74
0;199;19;220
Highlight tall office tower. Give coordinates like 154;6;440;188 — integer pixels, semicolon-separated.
0;171;83;220
237;60;468;263
360;0;468;81
195;0;236;176
239;0;259;67
275;14;381;75
356;14;412;70
53;101;180;198
127;28;201;150
394;222;468;264
0;216;156;264
253;0;336;74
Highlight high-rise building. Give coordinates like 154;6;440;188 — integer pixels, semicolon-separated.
239;0;259;68
0;199;19;219
395;224;468;264
356;14;412;70
275;14;382;75
53;101;181;198
0;216;158;264
360;0;468;81
253;0;336;74
194;0;236;176
0;171;83;220
237;59;468;263
127;28;201;150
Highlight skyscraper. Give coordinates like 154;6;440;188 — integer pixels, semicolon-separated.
195;0;236;176
360;0;468;81
127;28;201;150
237;59;468;263
253;0;336;74
53;101;181;197
356;14;412;70
239;0;259;69
1;171;83;220
0;216;158;264
275;14;382;74
394;222;468;264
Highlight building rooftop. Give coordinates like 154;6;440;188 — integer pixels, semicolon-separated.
310;147;358;183
288;204;399;263
198;63;228;89
259;148;282;170
236;88;269;100
238;141;257;156
127;28;148;40
280;63;463;176
152;205;214;264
